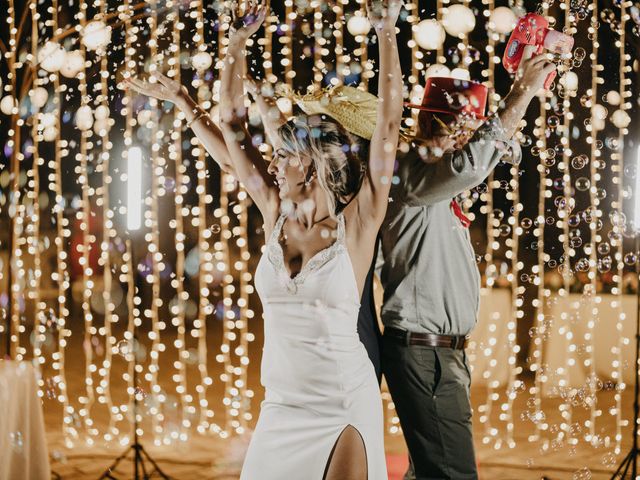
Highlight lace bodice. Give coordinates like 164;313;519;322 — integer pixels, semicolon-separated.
265;213;347;295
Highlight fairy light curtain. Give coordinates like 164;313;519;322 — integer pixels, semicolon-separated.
0;0;637;457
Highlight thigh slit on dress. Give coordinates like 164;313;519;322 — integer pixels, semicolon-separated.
322;424;368;480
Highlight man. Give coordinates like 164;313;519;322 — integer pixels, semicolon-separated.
377;47;555;479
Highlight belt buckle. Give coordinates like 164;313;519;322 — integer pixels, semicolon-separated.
405;330;411;347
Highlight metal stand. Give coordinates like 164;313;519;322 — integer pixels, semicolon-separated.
98;238;170;480
611;234;640;479
98;442;170;480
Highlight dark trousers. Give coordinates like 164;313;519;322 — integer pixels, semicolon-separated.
357;241;382;382
382;333;478;480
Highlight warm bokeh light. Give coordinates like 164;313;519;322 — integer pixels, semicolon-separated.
126;147;142;232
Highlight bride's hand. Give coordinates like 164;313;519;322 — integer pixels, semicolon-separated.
244;74;272;99
123;71;188;104
229;0;267;41
244;75;260;96
366;0;403;31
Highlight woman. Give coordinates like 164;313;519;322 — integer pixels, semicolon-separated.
127;0;402;477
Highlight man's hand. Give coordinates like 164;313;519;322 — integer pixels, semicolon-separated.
512;45;557;98
495;45;556;140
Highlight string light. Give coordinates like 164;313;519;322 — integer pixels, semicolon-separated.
557;0;576;447
47;0;75;447
167;0;192;442
501;72;524;450
312;1;324;87
476;0;503;448
120;0;138;443
406;1;420;133
612;0;632;455
584;0;600;444
235;193;253;433
218;176;235;436
436;0;446;64
212;4;232;438
8;0;23;361
460;0;472;72
145;2;165;446
92;0;118;442
29;0;46;394
283;0;295;88
354;0;371;89
76;0;98;445
215;119;253;433
334;1;344;85
529;1;551;446
214;2;256;435
191;0;215;433
124;237;137;444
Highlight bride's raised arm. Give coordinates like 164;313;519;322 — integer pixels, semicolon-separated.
349;0;404;226
218;0;279;218
124;69;236;176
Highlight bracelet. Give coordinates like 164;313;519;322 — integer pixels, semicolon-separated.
186;110;207;129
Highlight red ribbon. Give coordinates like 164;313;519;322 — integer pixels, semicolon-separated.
450;199;471;228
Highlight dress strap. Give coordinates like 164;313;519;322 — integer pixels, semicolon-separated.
336;213;346;244
269;214;287;245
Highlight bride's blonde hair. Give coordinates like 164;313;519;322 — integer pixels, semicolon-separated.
277;114;367;217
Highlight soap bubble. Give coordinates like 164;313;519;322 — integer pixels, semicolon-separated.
547;115;560;129
572;467;591;480
499;224;511;236
609;211;626;227
553;178;565;191
520;135;532;147
576;258;589;271
624;163;637;179
575;177;590;191
568;215;580;228
117;340;132;356
571;154;588;169
624;253;637;265
601;452;617;467
608;230;622;243
605;137;620;151
10;431;23;453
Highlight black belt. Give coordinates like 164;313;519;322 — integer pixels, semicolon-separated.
384;327;468;350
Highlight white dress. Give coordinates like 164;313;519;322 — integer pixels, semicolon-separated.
241;213;387;480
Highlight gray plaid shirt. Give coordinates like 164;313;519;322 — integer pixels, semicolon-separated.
379;117;521;336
